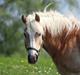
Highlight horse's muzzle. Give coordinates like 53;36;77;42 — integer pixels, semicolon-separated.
28;53;38;64
27;47;39;64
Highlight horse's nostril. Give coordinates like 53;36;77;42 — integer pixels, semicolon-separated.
28;54;38;64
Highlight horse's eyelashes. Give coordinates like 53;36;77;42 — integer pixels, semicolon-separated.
24;32;29;37
38;33;41;36
35;32;41;36
24;33;26;37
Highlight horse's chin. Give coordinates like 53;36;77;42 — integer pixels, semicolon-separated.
28;61;37;64
28;59;38;64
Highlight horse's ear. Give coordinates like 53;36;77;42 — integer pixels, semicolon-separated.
35;14;40;22
21;15;27;23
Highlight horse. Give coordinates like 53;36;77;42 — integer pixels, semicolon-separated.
21;11;80;75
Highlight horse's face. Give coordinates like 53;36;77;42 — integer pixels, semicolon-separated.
22;14;44;64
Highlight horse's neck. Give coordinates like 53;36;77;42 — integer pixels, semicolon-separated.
43;28;63;57
43;19;80;58
42;15;80;51
43;22;80;75
40;12;80;75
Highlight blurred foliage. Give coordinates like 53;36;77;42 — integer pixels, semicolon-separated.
66;0;79;9
0;0;78;56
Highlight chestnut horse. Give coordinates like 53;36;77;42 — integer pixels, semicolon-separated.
22;11;80;75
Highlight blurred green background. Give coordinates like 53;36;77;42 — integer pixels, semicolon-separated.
0;0;80;75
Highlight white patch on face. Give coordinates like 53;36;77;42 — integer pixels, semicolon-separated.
27;30;40;55
29;31;37;49
27;23;42;52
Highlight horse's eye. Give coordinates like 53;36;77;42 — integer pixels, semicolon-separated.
36;32;41;37
24;33;26;37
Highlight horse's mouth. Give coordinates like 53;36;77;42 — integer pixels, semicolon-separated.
28;53;38;64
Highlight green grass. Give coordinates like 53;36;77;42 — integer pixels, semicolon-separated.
0;51;60;75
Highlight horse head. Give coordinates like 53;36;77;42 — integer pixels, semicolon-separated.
22;14;44;64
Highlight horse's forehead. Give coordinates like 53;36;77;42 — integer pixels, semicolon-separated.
27;25;35;34
27;22;41;32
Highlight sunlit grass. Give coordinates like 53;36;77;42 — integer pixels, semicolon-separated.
0;51;60;75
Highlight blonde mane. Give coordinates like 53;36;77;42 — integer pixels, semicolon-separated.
27;10;80;36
